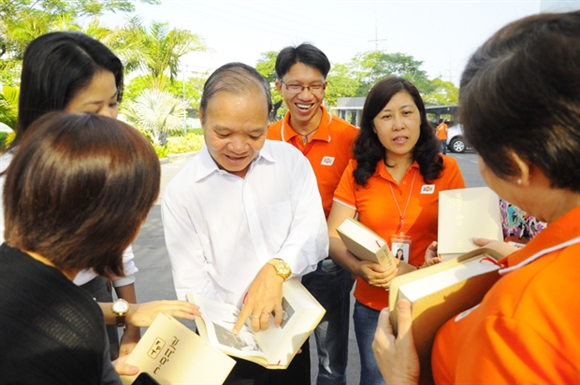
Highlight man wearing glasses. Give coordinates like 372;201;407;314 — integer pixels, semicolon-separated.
267;43;359;385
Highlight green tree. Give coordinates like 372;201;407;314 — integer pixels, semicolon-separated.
120;18;206;90
325;63;359;107
0;0;159;60
255;50;286;120
422;78;459;106
163;75;206;117
121;89;185;144
0;85;19;128
350;51;435;96
124;73;206;117
255;51;278;84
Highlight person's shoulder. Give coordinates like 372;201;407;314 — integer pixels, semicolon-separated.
164;154;204;194
329;115;359;136
263;140;309;169
440;154;459;167
267;117;285;140
268;119;283;131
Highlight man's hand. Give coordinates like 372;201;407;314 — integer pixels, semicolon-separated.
233;263;284;334
373;300;420;385
356;261;398;289
126;300;200;327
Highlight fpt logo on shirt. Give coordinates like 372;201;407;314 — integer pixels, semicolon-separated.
421;184;435;194
321;156;335;166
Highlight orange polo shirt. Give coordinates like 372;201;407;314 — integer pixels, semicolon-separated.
333;156;465;310
432;206;580;385
436;122;448;140
268;106;359;219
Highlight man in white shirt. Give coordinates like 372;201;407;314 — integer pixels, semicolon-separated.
162;62;328;384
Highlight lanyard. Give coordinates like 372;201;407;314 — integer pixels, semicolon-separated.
388;169;417;235
289;136;316;156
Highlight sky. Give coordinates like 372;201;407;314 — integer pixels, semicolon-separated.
105;0;579;85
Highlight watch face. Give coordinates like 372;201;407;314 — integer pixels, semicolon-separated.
278;262;290;274
113;300;129;313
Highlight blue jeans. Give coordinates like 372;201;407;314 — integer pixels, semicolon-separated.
440;139;447;154
302;258;350;385
353;300;384;385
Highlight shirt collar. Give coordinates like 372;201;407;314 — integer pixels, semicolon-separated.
194;142;276;182
376;159;420;183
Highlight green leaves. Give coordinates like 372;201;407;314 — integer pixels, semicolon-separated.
254;49;458;110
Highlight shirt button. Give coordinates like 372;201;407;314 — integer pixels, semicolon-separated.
403;181;407;185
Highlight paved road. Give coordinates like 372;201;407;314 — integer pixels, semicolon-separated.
131;151;485;384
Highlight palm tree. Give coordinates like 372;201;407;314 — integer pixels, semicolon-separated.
119;18;206;90
121;89;185;145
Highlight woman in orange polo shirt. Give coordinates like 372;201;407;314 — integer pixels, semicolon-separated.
327;77;465;385
373;11;580;385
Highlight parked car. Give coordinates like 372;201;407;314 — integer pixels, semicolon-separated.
446;124;467;153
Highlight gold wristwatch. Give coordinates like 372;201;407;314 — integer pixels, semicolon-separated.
267;258;291;280
111;298;129;327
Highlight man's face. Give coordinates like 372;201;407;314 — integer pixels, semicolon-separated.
200;89;269;179
276;63;326;126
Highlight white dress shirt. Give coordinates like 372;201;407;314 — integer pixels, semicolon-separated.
162;140;329;307
0;150;137;287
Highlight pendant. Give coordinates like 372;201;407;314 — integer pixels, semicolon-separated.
302;135;308;145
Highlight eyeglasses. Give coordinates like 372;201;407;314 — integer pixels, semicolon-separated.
280;80;327;94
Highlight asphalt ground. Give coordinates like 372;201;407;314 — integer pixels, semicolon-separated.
131;151;486;384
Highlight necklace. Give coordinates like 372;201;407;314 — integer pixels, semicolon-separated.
388;169;417;235
298;128;318;145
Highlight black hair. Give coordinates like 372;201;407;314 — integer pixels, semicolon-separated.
275;43;331;79
353;77;443;186
11;31;124;149
460;11;580;192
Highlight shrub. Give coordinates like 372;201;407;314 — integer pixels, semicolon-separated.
166;133;204;154
154;144;169;158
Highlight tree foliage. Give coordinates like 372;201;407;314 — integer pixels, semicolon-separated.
326;63;358;106
255;51;278;84
350;51;434;96
0;0;159;60
121;89;185;144
124;73;206;115
120;18;206;90
254;49;455;117
256;50;286;119
0;86;19;128
422;78;459;105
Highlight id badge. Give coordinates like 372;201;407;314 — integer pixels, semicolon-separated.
391;235;412;264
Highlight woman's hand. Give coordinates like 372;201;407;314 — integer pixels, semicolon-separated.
356;261;398;289
373;300;420;385
112;354;139;376
422;241;442;268
472;237;519;257
126;300;200;328
118;325;141;356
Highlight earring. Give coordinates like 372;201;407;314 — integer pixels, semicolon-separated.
517;178;522;185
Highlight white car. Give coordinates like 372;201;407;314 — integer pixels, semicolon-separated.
446;124;467;153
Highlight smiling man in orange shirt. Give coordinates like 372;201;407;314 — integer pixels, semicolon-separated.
267;44;359;385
